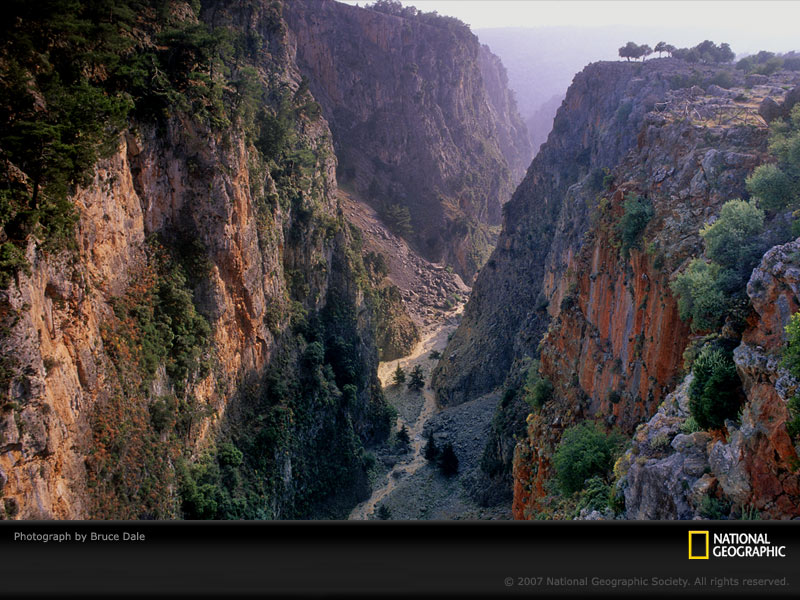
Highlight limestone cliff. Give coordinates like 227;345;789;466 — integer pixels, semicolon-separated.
433;60;676;406
618;240;800;520
521;74;800;520
0;0;391;519
283;0;530;280
432;54;800;518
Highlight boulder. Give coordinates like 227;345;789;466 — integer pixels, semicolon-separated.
758;96;783;123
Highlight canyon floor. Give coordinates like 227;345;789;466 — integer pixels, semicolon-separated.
343;192;510;521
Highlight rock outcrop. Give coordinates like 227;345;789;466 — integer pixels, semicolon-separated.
615;241;800;520
433;60;680;405
283;0;530;280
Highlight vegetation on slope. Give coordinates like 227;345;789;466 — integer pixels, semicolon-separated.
0;0;273;286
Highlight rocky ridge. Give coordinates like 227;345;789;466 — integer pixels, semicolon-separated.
512;70;800;520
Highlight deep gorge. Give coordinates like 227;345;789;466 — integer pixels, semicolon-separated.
2;0;800;522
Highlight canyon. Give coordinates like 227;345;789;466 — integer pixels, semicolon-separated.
2;0;800;522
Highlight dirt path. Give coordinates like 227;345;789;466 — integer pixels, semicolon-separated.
348;314;460;520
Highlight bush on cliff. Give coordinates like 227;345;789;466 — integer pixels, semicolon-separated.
553;422;624;495
672;199;766;332
671;259;727;331
747;104;800;212
781;314;800;440
700;198;765;288
782;312;800;380
522;361;553;409
616;194;654;254
688;344;742;430
747;164;795;211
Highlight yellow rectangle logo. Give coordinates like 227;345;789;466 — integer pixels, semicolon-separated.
689;531;709;559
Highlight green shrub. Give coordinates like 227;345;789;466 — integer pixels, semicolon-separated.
392;365;406;386
784;57;800;71
680;416;701;434
149;396;177;432
217;442;243;467
522;361;553;409
396;425;410;449
688;345;741;430
615;101;633;124
616;194;654;254
701;200;764;269
552;422;624;495
699;494;731;519
670;259;728;331
303;341;325;366
785;395;800;439
700;199;765;292
781;314;800;439
381;203;413;238
422;430;438;462
709;70;735;89
576;475;611;514
747;164;794;211
178;457;220;519
0;242;30;288
781;312;800;379
587;168;607;192
438;442;459;476
747;104;800;211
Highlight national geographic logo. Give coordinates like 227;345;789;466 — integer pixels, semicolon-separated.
689;531;787;559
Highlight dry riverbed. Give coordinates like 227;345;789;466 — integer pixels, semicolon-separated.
348;309;510;521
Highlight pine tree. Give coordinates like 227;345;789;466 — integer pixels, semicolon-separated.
376;504;391;520
392;364;406;386
439;443;459;477
396;425;410;449
408;365;425;391
422;430;438;462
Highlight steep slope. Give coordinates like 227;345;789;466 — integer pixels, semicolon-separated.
477;44;533;178
283;0;530;280
0;0;392;519
433;59;678;406
619;240;800;520
515;72;800;520
433;53;800;519
526;94;563;156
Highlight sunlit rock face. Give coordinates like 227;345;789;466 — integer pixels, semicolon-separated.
284;0;530;280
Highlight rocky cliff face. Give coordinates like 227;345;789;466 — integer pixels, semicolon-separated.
431;54;800;519
618;240;800;520
512;71;800;520
0;0;391;519
433;60;677;405
283;0;530;280
477;44;532;182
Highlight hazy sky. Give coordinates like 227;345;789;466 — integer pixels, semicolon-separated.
340;1;800;54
